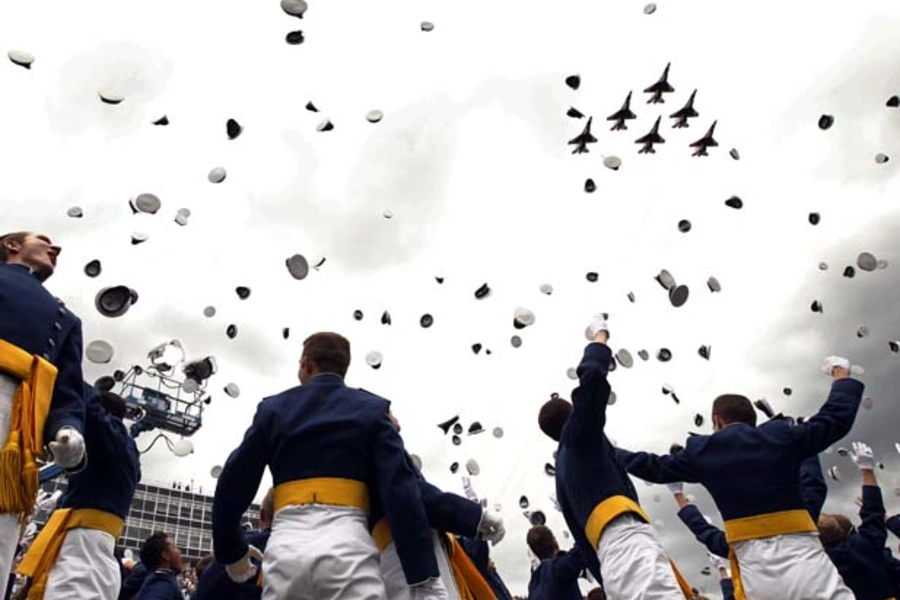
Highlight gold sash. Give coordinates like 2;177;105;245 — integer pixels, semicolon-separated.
0;339;57;517
273;477;369;514
17;507;124;600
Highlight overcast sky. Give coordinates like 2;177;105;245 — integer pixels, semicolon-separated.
3;0;900;596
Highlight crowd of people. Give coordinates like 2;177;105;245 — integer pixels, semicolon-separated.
1;227;898;600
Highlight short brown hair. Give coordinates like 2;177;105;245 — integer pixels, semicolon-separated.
538;395;571;442
818;514;844;548
587;589;607;600
100;391;128;419
526;525;557;560
712;394;756;427
302;332;351;376
0;232;29;263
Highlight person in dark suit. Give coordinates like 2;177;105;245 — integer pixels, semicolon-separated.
193;489;274;600
212;332;444;600
1;232;87;582
17;387;141;600
136;533;184;600
616;356;863;600
525;525;585;600
818;442;895;600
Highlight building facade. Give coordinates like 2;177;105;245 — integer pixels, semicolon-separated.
36;478;261;564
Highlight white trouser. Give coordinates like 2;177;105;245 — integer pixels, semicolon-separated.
44;528;120;600
0;373;20;582
263;504;386;600
596;514;684;600
732;532;854;600
381;533;461;600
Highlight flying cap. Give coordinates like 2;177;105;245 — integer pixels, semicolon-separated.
95;286;139;318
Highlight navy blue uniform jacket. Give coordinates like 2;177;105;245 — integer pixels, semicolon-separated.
0;262;85;442
120;562;148;600
370;451;483;540
211;373;438;584
193;529;270;600
555;342;640;581
137;570;181;600
674;454;827;558
826;485;895;600
59;383;141;519
527;547;586;600
616;378;864;521
457;538;514;600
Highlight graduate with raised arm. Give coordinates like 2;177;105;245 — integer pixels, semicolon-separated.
616;355;863;600
818;442;896;600
212;332;445;600
537;315;692;600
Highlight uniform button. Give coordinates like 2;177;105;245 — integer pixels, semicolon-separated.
53;322;62;331
42;353;51;360
47;339;56;348
57;307;66;316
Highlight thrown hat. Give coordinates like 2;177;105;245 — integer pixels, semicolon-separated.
420;314;434;328
729;148;740;160
465;459;480;476
474;283;491;299
529;511;547;526
67;206;83;218
152;115;169;126
637;349;650;361
226;118;243;140
584;178;596;193
366;110;384;123
420;21;434;31
353;310;364;321
707;277;722;293
616;349;634;368
98;90;125;105
643;3;657;14
698;345;711;360
224;383;240;398
365;351;383;370
86;340;115;364
565;75;581;90
677;219;692;233
286;254;310;280
811;300;823;313
203;306;216;317
468;422;485;435
544;463;556;476
857;252;877;272
514;307;536;329
876;153;890;164
7;50;35;69
567;107;584;119
856;325;869;338
172;439;194;457
808;212;820;225
818;115;834;130
174;209;191;227
656;348;672;362
84;260;102;278
566;367;577;379
843;266;856;278
586;272;599;282
283;327;290;339
381;311;392;325
317;119;334;132
511;335;523;348
208;167;227;184
410;454;423;471
227;324;238;339
453;422;464;435
694;414;704;427
828;466;840;482
888;96;900;108
133;193;161;214
452;435;461;446
604;155;622;170
95;286;139;318
472;343;483;355
210;465;223;479
281;0;308;16
724;196;743;209
236;287;251;300
519;495;529;509
540;283;553;295
493;427;504;438
450;462;459;474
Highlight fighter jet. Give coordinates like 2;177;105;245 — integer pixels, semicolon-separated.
567;116;597;154
669;89;699;128
689;120;718;156
606;91;637;131
635;116;665;154
643;62;674;104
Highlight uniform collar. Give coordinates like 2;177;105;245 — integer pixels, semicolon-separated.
4;262;35;275
308;372;344;384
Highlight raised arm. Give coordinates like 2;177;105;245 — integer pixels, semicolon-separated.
788;360;863;456
849;442;887;550
371;412;439;585
615;443;699;484
44;317;86;443
673;492;729;558
212;402;271;565
552;544;588;582
799;454;827;521
570;331;614;435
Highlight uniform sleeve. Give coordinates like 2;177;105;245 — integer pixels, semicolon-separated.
570;343;614;440
44;318;86;443
886;514;900;539
799;455;827;521
371;411;439;585
212;403;271;565
788;378;864;456
676;504;729;558
615;445;700;484
855;485;887;550
419;479;482;538
720;577;736;600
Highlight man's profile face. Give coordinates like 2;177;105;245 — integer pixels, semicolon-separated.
4;233;60;281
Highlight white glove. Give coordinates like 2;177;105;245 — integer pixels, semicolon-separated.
478;510;506;545
411;577;449;600
850;441;876;471
666;482;684;495
48;428;85;469
584;314;609;341
225;545;263;583
821;355;852;376
707;551;729;573
461;475;479;502
37;490;63;513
